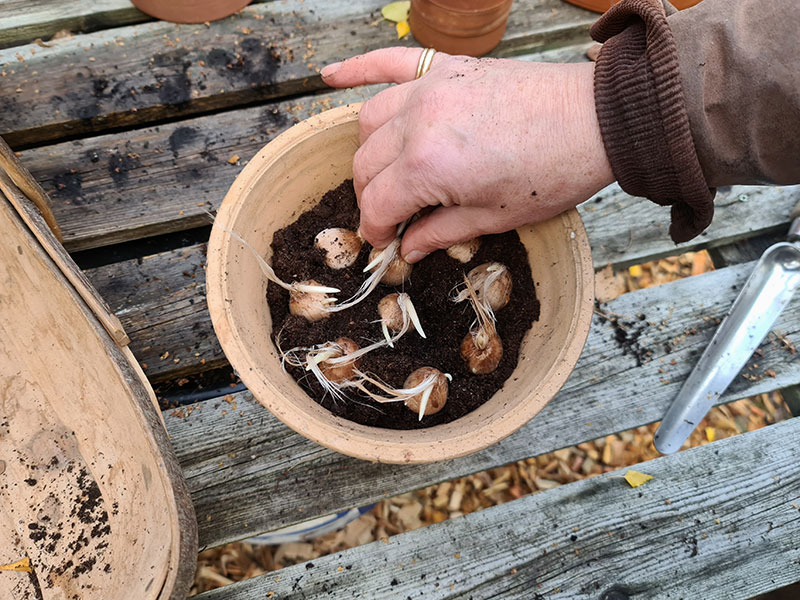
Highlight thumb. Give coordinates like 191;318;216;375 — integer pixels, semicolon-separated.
321;47;446;88
400;205;486;263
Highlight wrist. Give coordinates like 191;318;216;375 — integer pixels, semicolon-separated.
572;62;615;193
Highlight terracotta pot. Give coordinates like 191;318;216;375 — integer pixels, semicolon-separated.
409;0;514;57
206;104;594;464
131;0;252;23
562;0;701;13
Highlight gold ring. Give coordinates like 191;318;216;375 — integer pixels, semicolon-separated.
415;48;436;79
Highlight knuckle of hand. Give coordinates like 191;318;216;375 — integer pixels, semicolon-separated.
359;100;377;129
416;89;441;114
360;193;392;244
405;136;438;178
352;146;370;178
420;226;452;251
359;186;380;223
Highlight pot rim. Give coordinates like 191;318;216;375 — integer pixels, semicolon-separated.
421;0;512;16
207;104;594;464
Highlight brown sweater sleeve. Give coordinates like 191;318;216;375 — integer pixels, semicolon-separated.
669;0;800;187
591;0;800;243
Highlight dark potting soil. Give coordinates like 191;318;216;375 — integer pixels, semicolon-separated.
267;180;540;430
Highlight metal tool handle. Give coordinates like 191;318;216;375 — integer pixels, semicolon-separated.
653;241;800;453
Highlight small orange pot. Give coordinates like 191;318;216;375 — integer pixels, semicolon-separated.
409;0;514;57
131;0;252;23
562;0;701;12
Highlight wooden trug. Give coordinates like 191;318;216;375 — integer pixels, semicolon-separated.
0;167;197;599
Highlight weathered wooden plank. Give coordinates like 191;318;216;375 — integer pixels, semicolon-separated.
84;242;223;382
0;0;289;51
582;184;800;271
162;260;800;547
195;416;800;600
13;54;796;257
0;0;596;147
19;41;593;252
708;230;783;268
25;88;376;252
0;0;149;50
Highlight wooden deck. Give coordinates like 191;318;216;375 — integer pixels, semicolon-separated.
1;0;799;598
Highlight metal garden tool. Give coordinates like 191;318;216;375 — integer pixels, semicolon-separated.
654;200;800;454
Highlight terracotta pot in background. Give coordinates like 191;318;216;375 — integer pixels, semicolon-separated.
409;0;514;57
562;0;701;13
131;0;252;23
206;104;595;464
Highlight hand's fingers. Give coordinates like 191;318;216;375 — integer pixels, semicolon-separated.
353;118;404;201
400;205;488;263
321;47;447;88
359;160;431;249
359;83;411;144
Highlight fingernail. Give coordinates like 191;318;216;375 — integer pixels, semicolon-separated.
320;62;342;78
404;250;429;264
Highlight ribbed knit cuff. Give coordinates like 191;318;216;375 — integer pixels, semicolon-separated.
591;0;715;243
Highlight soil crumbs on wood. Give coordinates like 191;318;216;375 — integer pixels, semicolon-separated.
267;179;539;429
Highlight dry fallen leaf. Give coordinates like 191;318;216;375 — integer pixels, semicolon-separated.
228;154;240;165
0;557;32;573
396;21;410;39
50;29;74;41
623;470;653;488
382;1;411;23
594;264;627;303
705;427;716;442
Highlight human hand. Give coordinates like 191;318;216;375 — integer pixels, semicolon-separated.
321;48;614;263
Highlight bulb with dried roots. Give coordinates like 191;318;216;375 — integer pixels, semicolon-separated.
403;367;450;418
205;213;340;322
454;262;512;312
314;228;363;270
280;337;363;401
446;238;481;263
289;279;338;322
366;247;412;286
377;292;426;347
324;220;410;314
461;325;503;375
460;274;503;374
349;367;451;421
315;337;361;383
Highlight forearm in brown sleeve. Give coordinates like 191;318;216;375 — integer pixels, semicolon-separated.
669;0;800;187
591;0;714;243
590;0;800;243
